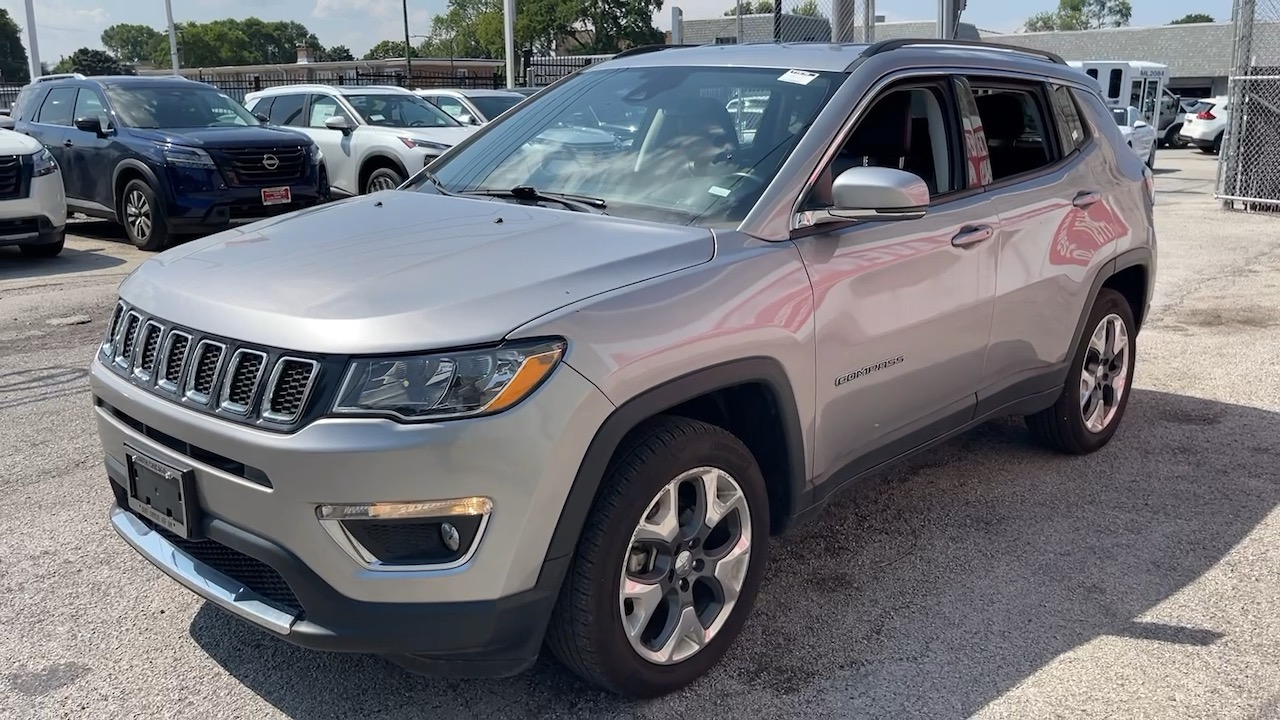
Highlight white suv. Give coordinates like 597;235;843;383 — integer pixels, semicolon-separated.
0;127;68;257
1178;95;1229;154
244;85;478;197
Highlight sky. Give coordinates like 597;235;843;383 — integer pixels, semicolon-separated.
0;0;1236;65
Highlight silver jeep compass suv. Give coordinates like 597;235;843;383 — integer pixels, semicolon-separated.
91;40;1156;698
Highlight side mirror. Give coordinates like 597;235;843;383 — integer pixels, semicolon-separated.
74;115;106;137
254;112;269;123
796;166;929;229
1134;120;1149;129
324;115;353;134
458;113;478;125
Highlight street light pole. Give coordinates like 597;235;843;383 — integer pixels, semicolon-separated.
502;0;515;88
164;0;181;73
403;0;413;85
22;0;41;78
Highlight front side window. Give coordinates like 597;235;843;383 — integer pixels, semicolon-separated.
418;65;843;227
344;93;460;128
308;95;351;127
105;86;262;129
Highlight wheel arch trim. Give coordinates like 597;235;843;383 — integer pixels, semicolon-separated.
111;160;165;220
1069;246;1154;353
540;357;808;568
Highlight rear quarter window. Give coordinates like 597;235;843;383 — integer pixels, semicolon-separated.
1050;84;1090;154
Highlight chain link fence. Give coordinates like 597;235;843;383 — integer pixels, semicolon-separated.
1216;0;1280;210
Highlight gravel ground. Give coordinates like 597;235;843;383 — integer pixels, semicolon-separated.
1;150;1277;719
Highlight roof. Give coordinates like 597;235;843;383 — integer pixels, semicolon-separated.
419;88;526;97
589;40;1079;79
37;74;203;88
246;84;414;97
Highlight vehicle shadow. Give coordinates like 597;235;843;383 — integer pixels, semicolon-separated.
65;220;129;243
0;243;125;280
188;388;1280;719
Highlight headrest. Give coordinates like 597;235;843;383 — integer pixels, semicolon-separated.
975;92;1026;142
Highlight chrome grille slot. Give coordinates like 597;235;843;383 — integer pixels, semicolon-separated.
219;349;267;415
184;340;226;405
262;358;318;423
102;301;125;356
133;321;164;380
114;312;142;368
0;155;24;200
158;331;191;392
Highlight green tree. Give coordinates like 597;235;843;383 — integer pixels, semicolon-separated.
1169;12;1214;24
319;44;354;61
723;1;775;15
425;0;662;57
791;0;823;17
363;40;419;60
1024;0;1132;31
147;17;327;68
53;48;134;76
0;9;30;83
101;24;164;64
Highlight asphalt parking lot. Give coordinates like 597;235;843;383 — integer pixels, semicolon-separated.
1;149;1277;719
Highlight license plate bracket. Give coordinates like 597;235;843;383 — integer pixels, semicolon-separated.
261;186;291;206
125;445;201;540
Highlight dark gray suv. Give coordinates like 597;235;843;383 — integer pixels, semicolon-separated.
91;40;1156;698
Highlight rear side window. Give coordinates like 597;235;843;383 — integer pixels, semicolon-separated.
267;94;306;126
1049;84;1089;154
967;80;1058;183
36;87;78;126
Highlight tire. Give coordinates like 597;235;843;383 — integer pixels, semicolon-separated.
120;178;169;251
1146;144;1156;169
1026;288;1137;454
1166;126;1187;149
546;415;771;698
1213;133;1223;154
19;236;64;258
364;165;405;194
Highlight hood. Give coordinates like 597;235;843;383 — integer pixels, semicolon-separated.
126;125;311;149
119;191;715;355
0;129;42;154
362;124;477;147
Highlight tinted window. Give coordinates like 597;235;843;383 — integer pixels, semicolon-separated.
12;86;45;121
267;94;306;126
73;89;109;127
106;86;261;128
470;95;522;120
1107;69;1123;99
968;82;1057;182
1050;84;1088;154
344;93;459;128
36;87;77;125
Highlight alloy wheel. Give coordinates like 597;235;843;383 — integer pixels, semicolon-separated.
1080;312;1130;433
368;174;399;193
125;190;152;242
617;466;752;665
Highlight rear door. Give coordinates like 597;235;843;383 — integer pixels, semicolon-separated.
28;86;77;167
961;75;1127;412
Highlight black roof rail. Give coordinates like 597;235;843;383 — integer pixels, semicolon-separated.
610;44;701;59
861;38;1067;65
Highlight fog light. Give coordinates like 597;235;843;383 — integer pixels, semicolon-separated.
317;496;492;521
441;522;460;552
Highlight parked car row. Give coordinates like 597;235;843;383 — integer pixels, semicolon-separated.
0;74;533;255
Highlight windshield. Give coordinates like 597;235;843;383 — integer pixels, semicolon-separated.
105;86;260;129
419;65;843;226
470;95;523;120
346;93;460;128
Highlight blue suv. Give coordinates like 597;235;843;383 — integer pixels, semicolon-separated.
10;75;329;250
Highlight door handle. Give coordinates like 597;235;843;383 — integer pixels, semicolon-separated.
1072;190;1102;208
62;140;73;147
951;224;994;248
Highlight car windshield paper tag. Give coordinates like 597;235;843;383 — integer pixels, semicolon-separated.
708;186;731;197
778;69;819;85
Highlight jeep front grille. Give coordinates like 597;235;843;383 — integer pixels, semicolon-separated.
99;301;326;431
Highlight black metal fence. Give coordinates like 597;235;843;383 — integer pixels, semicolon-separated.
519;53;615;87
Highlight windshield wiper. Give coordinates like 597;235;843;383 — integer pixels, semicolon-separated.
461;186;608;213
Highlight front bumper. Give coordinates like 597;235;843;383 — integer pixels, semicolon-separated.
161;165;329;233
0;171;67;247
92;354;613;669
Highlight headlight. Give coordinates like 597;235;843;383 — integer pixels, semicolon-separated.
31;147;57;177
332;338;565;422
163;145;216;169
398;136;450;151
310;142;323;164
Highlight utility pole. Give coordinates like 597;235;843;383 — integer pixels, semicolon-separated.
22;0;40;78
503;0;515;88
736;0;743;43
671;7;684;44
164;0;181;73
402;0;413;85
